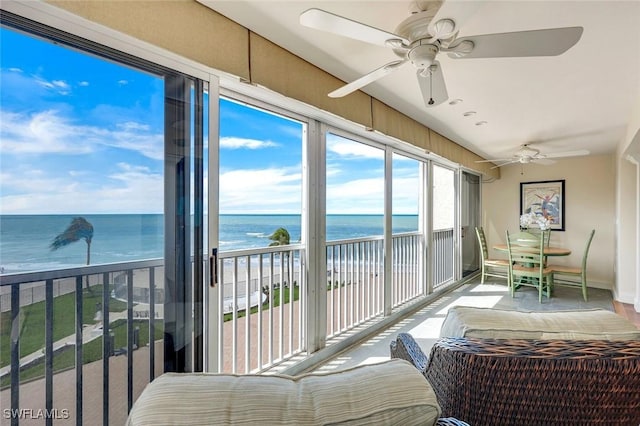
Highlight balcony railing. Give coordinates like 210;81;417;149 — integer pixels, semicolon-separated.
392;232;423;308
326;236;384;338
433;228;455;289
216;245;306;374
0;229;455;425
0;260;164;426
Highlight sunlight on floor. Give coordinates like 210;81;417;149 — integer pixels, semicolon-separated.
357;356;389;366
436;295;504;315
408;317;445;339
311;280;616;374
469;284;509;293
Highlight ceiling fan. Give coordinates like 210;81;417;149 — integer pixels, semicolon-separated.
476;144;590;169
299;1;583;107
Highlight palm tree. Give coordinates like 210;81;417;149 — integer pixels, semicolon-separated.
51;217;94;291
269;227;291;289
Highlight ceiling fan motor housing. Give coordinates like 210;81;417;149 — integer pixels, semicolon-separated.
408;42;439;68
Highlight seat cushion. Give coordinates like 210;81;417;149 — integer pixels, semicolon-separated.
440;306;640;340
127;359;441;426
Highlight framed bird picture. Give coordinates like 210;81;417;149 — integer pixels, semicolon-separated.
520;180;565;231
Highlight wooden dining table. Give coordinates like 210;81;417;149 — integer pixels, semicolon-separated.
492;244;571;256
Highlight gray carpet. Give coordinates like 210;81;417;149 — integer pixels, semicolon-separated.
487;280;614;312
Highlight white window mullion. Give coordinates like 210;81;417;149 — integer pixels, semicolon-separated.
304;120;327;352
383;146;393;316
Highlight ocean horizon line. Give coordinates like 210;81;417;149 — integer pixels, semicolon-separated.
1;213;418;216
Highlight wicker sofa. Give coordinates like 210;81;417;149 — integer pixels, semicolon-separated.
390;307;640;426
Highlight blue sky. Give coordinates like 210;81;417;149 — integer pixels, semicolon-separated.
1;26;419;215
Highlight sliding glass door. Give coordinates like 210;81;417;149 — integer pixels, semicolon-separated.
461;171;481;277
0;15;210;424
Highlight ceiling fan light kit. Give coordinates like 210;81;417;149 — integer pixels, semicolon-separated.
299;2;583;109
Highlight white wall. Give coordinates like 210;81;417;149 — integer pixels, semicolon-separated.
615;155;637;303
618;84;640;309
482;154;616;291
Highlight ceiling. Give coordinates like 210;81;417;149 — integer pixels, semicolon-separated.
199;0;640;164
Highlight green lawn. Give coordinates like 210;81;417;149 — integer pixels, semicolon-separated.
1;283;303;388
223;285;299;321
0;285;127;369
1;318;163;389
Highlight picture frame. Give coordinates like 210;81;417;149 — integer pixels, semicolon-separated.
520;179;565;231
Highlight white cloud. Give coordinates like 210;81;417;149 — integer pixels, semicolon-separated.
220;137;279;150
35;77;71;95
219;166;301;213
78;81;89;87
327;177;384;214
52;80;68;89
392;176;420;214
118;80;128;86
0;110;93;154
0;162;163;214
0;109;163;160
327;138;384;160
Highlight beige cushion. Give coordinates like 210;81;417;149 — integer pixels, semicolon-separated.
127;359;440;426
440;306;640;340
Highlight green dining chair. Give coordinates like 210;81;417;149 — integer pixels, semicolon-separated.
475;227;509;283
506;230;553;302
547;229;595;301
528;228;551;246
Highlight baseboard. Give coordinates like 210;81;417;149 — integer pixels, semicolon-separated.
612;288;636;305
586;279;612;291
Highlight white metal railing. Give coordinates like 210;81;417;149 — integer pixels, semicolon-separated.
433;227;455;289
217;245;306;374
0;228;456;424
392;232;423;308
326;236;385;338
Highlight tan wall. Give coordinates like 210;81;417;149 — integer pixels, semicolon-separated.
47;0;499;178
50;0;251;80
482;154;616;290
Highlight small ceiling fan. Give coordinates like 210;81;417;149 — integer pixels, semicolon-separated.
299;1;583;107
476;144;590;169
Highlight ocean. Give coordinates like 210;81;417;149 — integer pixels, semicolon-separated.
0;214;418;273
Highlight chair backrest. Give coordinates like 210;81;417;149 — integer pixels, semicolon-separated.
506;230;545;276
475;227;489;260
510;231;539;247
581;229;596;271
515;229;551;246
531;228;551;247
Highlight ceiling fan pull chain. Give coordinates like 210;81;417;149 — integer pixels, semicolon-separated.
428;67;435;105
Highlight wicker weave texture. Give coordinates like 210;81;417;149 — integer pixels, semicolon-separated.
391;334;640;426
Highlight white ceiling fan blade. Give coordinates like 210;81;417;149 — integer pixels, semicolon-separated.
475;158;513;163
544;149;590;158
416;61;448;107
534;158;557;165
448;26;583;59
300;8;408;48
430;18;457;40
491;160;517;169
329;60;407;98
